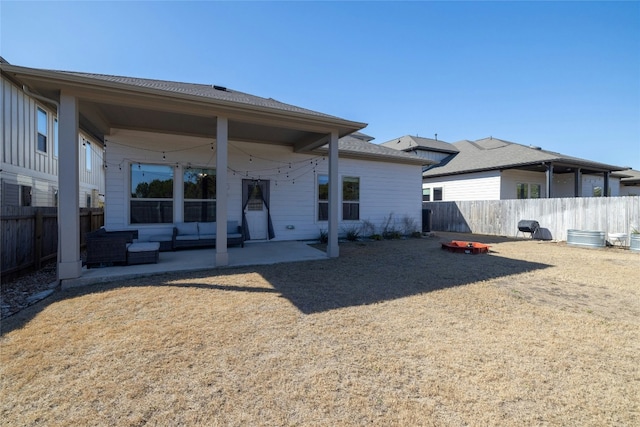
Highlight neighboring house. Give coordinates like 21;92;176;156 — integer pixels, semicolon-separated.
0;61;427;282
383;135;629;201
1;58;105;208
617;169;640;196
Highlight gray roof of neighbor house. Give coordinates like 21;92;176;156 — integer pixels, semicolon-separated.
423;137;628;177
314;134;432;166
616;169;640;185
380;135;459;154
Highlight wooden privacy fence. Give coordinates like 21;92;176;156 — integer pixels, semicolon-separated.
1;207;104;278
423;196;640;241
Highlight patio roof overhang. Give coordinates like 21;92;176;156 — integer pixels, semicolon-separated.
1;64;366;152
2;63;365;282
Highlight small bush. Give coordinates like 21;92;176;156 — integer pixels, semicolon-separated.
411;231;422;238
318;228;328;244
342;224;361;242
360;219;377;238
370;234;383;241
400;214;419;236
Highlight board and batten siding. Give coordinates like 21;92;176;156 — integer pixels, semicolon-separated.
423;170;501;201
424;196;640;241
104;129;423;241
1;75;105;207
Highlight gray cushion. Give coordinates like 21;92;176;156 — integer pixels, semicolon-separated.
148;234;172;242
175;222;198;235
199;234;216;240
175;234;199;241
128;242;160;253
227;220;239;234
198;222;217;235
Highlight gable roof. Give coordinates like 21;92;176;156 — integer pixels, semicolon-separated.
380;135;459;154
423;137;627;177
0;63;366;151
55;71;342;120
315;134;432;166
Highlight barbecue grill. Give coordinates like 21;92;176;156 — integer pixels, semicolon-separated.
517;220;539;239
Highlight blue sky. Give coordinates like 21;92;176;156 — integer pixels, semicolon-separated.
2;1;639;169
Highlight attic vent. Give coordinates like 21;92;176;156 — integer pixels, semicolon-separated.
213;85;228;92
530;145;542;150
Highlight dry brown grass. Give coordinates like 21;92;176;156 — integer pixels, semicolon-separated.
1;232;638;426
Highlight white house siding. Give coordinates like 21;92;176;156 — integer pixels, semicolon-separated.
502;169;620;199
501;170;547;199
423;170;501;201
0;75;104;207
620;185;640;196
104;129;422;241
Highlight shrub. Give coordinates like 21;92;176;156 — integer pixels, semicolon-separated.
360;219;377;238
343;225;361;242
381;213;401;239
400;214;419;236
318;228;328;244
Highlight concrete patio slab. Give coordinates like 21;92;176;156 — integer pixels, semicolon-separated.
62;241;327;289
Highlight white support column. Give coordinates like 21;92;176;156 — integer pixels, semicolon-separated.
58;92;82;280
215;116;229;266
328;131;339;258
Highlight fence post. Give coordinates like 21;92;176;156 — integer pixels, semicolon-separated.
34;209;43;270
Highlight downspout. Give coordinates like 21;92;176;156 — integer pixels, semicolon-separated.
23;85;59;111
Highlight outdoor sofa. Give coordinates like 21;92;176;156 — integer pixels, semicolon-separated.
85;228;160;268
170;221;245;250
147;221;245;250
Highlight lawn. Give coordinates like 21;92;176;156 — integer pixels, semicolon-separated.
1;233;638;426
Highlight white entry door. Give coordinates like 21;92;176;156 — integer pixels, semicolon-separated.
244;181;269;240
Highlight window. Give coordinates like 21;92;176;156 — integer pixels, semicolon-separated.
184;168;216;222
517;183;541;199
530;184;541;199
21;185;32;206
85;141;91;171
516;183;528;199
318;175;328;221
433;187;443;201
37;108;48;152
130;164;174;224
422;188;431;202
54;119;58;157
247;186;264;211
342;176;360;220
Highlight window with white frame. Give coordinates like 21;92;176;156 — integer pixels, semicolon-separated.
184;168;216;222
317;174;328;221
130;164;174;224
342;176;360;220
37;107;48;153
53;119;58;157
517;183;541;199
422;188;431;202
85;140;92;171
433;187;443;201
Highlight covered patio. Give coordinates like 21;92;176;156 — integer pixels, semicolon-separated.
1;63;365;287
66;240;327;289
